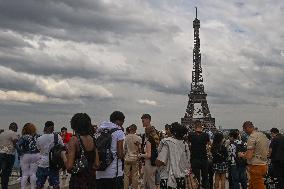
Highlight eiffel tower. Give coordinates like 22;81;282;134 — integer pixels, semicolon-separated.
181;8;216;130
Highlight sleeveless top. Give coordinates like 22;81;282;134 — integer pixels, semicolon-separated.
69;136;96;189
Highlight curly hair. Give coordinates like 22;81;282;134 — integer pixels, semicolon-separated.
71;113;92;135
170;122;188;140
22;123;37;135
110;111;125;123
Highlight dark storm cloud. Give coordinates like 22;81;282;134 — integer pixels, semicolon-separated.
0;66;38;92
209;89;279;107
0;0;175;43
0;0;184;98
237;48;284;99
208;86;252;105
241;48;284;70
114;77;189;95
0;54;104;79
0;31;32;48
0;43;188;98
0;48;188;97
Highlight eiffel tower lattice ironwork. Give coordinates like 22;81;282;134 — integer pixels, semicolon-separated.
181;7;216;130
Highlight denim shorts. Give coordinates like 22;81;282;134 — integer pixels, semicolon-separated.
36;167;60;187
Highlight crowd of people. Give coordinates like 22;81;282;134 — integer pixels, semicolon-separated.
0;112;284;189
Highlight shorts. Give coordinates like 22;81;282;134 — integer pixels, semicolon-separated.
155;169;161;185
36;167;60;187
213;162;228;174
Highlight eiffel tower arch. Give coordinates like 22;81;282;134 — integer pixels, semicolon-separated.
181;8;216;131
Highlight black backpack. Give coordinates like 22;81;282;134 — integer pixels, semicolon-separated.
96;128;120;171
150;145;158;166
149;132;159;166
49;134;66;170
235;141;247;167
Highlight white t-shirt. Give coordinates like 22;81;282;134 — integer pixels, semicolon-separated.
36;133;63;168
0;130;18;155
157;138;190;180
96;121;125;179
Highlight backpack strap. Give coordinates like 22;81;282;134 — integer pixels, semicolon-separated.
92;136;96;151
50;134;59;169
112;128;120;188
141;133;146;153
109;128;120;134
54;133;58;145
107;128;121;184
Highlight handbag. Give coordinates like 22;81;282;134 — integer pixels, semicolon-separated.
185;169;199;189
184;143;199;189
71;135;89;174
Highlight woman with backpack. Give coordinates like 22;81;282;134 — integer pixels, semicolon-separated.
155;122;190;189
61;113;99;189
211;132;228;189
16;123;40;189
139;126;160;189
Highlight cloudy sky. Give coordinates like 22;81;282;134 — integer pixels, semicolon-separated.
0;0;283;132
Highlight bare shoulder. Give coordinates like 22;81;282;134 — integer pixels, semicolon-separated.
69;136;78;145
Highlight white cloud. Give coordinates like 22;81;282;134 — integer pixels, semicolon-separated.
138;99;157;106
0;65;113;99
0;90;72;104
35;77;113;99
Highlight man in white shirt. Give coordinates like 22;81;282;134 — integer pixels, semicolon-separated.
96;111;126;189
36;121;63;189
0;122;18;189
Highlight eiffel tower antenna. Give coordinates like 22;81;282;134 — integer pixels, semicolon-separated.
181;8;216;131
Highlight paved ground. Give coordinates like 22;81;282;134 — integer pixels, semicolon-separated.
1;173;69;189
5;179;230;189
7;180;69;189
2;171;232;189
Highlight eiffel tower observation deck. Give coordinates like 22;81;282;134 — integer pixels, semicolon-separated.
181;8;216;131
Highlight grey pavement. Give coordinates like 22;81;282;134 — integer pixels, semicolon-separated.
2;174;233;189
1;174;69;189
